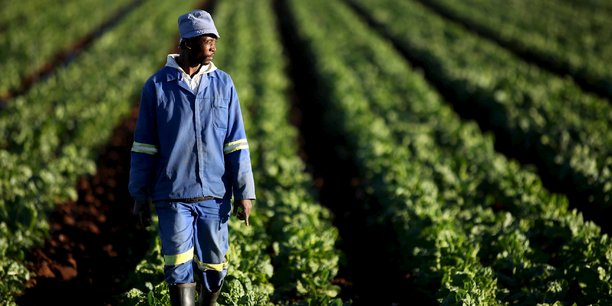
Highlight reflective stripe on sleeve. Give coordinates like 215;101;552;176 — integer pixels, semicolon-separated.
132;141;158;155
164;248;194;266
223;139;249;154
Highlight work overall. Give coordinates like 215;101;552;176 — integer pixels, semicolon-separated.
155;198;231;292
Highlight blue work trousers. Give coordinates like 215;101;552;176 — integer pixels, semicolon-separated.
155;198;231;293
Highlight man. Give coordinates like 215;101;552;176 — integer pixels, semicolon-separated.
128;9;255;306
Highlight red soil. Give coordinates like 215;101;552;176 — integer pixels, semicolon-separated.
17;108;150;306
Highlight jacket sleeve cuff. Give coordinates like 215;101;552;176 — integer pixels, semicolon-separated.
233;172;256;201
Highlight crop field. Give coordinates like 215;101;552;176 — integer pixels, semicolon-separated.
1;0;610;305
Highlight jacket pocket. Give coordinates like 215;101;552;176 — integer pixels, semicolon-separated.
212;97;229;130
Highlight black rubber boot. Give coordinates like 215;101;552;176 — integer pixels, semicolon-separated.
198;282;223;306
169;283;196;306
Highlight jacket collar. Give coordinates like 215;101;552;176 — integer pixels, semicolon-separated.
164;54;217;81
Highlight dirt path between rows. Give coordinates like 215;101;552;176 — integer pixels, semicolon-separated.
16;108;150;306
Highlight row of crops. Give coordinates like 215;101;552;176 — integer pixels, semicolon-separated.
0;0;141;98
2;0;610;305
348;0;612;215
421;0;612;100
280;0;611;304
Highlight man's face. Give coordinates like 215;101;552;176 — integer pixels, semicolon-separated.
190;34;217;65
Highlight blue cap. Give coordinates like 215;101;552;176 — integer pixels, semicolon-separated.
178;10;220;39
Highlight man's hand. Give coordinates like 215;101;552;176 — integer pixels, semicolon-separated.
233;199;252;226
133;200;152;227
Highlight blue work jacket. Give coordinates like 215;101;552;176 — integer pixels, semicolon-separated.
128;65;255;203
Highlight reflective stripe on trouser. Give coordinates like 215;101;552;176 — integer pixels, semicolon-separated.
155;198;230;292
